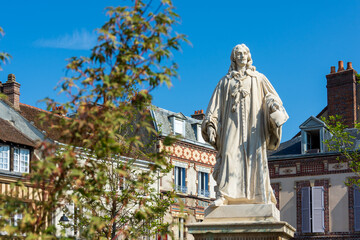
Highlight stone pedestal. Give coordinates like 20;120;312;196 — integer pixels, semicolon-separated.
187;204;295;240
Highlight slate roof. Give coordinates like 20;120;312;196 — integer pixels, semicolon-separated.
0;118;36;147
150;106;212;148
268;115;360;159
268;136;302;158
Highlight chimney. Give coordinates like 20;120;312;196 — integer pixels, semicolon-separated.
3;74;20;110
191;109;205;120
326;61;358;128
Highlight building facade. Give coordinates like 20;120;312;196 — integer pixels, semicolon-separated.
268;61;360;239
150;107;216;240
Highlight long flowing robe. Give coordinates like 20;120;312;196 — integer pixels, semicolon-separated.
202;69;287;205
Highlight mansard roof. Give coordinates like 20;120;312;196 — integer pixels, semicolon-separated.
150;106;212;148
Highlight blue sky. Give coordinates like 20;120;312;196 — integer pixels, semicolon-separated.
1;0;360;142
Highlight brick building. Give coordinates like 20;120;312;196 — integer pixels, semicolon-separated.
268;61;360;239
150;107;216;240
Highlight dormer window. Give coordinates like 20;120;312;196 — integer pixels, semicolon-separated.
306;130;320;153
300;116;329;154
174;118;184;135
192;123;205;143
169;113;187;136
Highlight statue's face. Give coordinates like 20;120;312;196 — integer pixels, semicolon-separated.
234;46;248;67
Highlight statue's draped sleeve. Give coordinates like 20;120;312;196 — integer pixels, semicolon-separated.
260;73;288;150
201;78;225;151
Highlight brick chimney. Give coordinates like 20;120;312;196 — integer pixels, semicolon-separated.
191;109;205;120
2;74;20;110
326;61;358;128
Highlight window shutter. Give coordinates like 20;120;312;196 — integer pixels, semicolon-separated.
312;186;325;233
301;187;311;233
354;187;360;231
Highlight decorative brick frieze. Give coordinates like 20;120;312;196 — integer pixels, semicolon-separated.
269;154;351;178
279;167;296;175
163;140;216;166
301;162;324;174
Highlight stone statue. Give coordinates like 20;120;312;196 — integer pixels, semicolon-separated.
202;44;288;207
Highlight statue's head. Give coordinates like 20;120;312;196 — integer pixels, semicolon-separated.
229;44;255;72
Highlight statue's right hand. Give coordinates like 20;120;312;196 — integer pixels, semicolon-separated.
207;127;216;145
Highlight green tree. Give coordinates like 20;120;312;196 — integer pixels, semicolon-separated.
0;0;186;239
0;27;11;71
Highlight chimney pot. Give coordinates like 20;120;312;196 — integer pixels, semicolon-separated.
330;66;336;73
338;61;344;72
191;109;205;120
347;62;353;70
7;74;16;83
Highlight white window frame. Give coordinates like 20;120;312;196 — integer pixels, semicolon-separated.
0;145;10;171
301;186;325;233
301;128;325;154
14;148;30;173
198;171;209;197
174;166;186;193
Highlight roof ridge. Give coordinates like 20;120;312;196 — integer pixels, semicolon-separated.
20;103;71;120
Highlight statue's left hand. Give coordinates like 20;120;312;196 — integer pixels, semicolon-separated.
271;102;280;113
208;127;216;145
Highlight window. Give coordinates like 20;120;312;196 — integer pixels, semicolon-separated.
300;116;329;154
192;124;205;143
174;166;186;193
174;119;184;136
301;187;325;233
0;145;10;170
14;148;30;173
11;213;23;227
305;130;320;153
198;172;209;197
